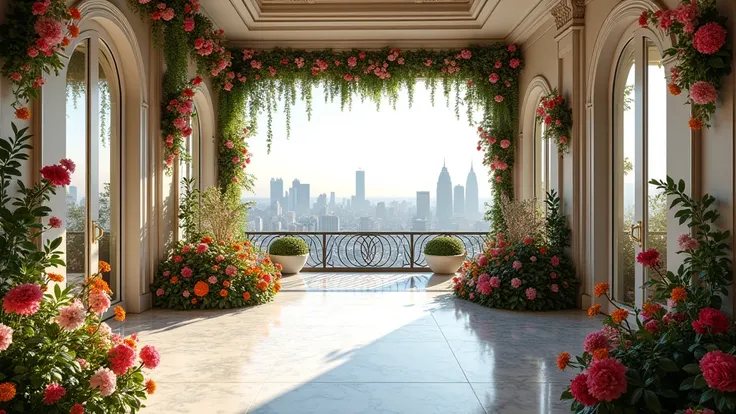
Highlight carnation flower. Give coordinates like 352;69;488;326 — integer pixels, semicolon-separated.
699;351;736;392
670;286;687;302
196;243;208;254
41;164;71;187
89;367;117;397
488;73;499;84
145;379;157;395
0;324;13;352
108;344;136;375
140;345;161;369
588;304;601;318
500;140;511;149
692;308;730;335
611;308;629;324
583;331;610;353
511;278;522;288
693;22;727;55
2;283;43;315
48;216;62;228
34;18;64;48
557;352;570;370
570;373;597;406
182;290;190;298
677;233;698;251
88;290;111;315
477;254;488;266
636;248;660;267
208;276;218;284
43;383;66;405
512;261;522;270
184;17;195;31
586;358;628;401
689;81;718;105
55;300;86;331
489;276;500;288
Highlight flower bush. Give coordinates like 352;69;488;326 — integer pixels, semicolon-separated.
269;236;309;256
641;0;733;130
424;236;465;256
0;124;157;412
0;0;81;120
453;191;579;311
535;88;572;153
560;177;736;413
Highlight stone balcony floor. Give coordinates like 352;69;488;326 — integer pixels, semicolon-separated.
112;273;600;413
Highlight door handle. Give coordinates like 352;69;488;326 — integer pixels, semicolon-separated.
629;220;642;248
92;221;104;244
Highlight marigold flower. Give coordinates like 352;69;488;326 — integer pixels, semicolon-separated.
48;272;64;282
588;304;601;318
594;282;609;297
274;281;281;293
219;289;228;297
611;308;629;324
15;107;30;120
191;298;197;304
145;379;157;394
243;291;251;301
98;261;111;273
670;286;687;302
668;83;681;96
689;118;703;130
223;280;231;288
642;302;662;317
89;277;112;294
68;7;82;19
0;382;16;402
557;352;570;370
170;276;178;284
592;348;609;360
194;281;209;297
114;306;126;322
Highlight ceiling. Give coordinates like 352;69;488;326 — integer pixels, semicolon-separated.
200;0;557;49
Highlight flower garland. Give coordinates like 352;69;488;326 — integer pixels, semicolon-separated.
0;0;81;120
640;0;732;130
535;89;572;154
162;76;199;168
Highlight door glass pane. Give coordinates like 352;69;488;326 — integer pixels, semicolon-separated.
65;40;88;291
646;41;667;297
98;40;121;301
613;41;637;305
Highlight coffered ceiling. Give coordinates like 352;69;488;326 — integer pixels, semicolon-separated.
200;0;557;49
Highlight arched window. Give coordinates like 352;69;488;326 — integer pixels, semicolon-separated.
177;108;201;241
612;34;667;307
533;116;549;202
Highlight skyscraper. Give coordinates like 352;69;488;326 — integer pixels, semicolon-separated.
297;183;310;215
416;191;430;221
355;170;365;210
454;185;465;216
270;178;283;207
465;162;480;221
329;192;336;210
320;215;340;232
436;161;453;229
376;202;387;220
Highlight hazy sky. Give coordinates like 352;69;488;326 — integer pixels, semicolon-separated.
246;82;492;200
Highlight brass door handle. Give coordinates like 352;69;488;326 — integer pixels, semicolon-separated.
92;221;104;244
630;220;642;248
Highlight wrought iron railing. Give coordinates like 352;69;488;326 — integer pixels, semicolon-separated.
247;232;489;271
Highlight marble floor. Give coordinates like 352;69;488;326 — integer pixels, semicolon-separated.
113;273;601;414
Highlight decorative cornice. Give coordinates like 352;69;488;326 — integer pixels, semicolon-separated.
550;0;585;29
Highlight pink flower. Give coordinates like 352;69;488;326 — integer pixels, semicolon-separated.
196;243;208;254
511;278;522;288
35;18;64;47
76;358;88;369
469;293;475;300
495;176;502;183
477;254;488;267
89;367;117;397
644;320;659;334
181;267;193;278
676;3;697;24
525;287;536;300
499;139;510;149
693;22;727;55
32;2;47;15
226;265;237;276
494;61;502;69
60;158;76;173
0;323;13;352
184;18;195;32
677;233;698;251
488;73;499;84
161;8;175;21
156;288;164;297
208;276;218;284
70;404;85;414
88;290;111;315
225;140;234;149
494;95;504;103
509;59;520;69
425;59;432;67
507;44;517;52
216;255;225;262
182;290;190;298
477;280;491;295
55;300;86;331
523;236;533;245
699;351;736;392
489;276;501;288
41;164;71;187
512;260;522;270
108;344;136;375
530;256;537;262
689;81;718;105
583;331;610;353
139;345;161;369
2;283;43;315
43;383;66;405
347;56;357;67
173;255;183;263
460;49;472;59
181;245;191;254
233;156;240;164
550;256;560;267
601;326;621;348
550;272;557;279
551;284;559;293
586;358;628;401
683;23;695;34
636;248;659;267
173;117;187;130
692;308;730;335
48;216;62;228
570;373;597;406
27;47;39;58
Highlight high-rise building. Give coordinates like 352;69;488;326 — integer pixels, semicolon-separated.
376;202;387;220
320;215;340;232
270;178;283;207
412;218;428;232
297;183;310;215
253;217;263;232
466;162;480;221
268;200;282;217
358;216;374;232
436;161;453;229
454;185;465;217
355;170;365;210
416;191;430;221
315;193;327;213
329;192;336;210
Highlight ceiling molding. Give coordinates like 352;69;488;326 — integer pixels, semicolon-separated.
228;37;505;50
504;0;555;45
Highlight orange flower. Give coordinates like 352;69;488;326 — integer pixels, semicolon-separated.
61;37;70;47
68;7;82;19
212;265;219;271
114;306;126;322
257;281;268;291
0;382;16;402
611;308;629;324
642;302;661;316
48;273;64;282
232;244;242;251
69;24;80;38
170;276;178;284
689;118;703;130
275;263;283;271
556;352;570;371
219;289;228;297
194;281;209;297
90;277;112;294
201;236;212;244
244;240;251;247
124;337;137;349
99;261;111;273
223;280;231;288
670;286;687;302
539;247;548;255
242;291;251;301
145;379;156;395
14;107;30;120
191;298;197;304
274;281;281;293
594;283;609;297
588;304;601;318
593;348;609;360
668;83;681;96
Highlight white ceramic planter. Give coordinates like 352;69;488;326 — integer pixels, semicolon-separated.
270;254;308;274
425;253;466;275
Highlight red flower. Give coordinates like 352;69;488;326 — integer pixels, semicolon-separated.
693;22;727;55
692;308;730;335
48;216;62;228
570;373;597;406
41;164;71;187
700;351;736;392
586;358;628;401
60;158;76;173
68;7;82;20
15;107;31;120
184;18;195;32
32;2;47;15
636;248;660;267
638;11;648;27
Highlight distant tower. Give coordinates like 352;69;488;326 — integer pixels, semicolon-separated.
436;160;453;229
465;161;479;221
454;185;465;217
355;170;365;210
416;191;430;221
270;178;284;207
329;192;336;210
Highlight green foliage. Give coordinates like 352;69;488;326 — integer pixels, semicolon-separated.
178;177;200;242
424;236;465;256
544;190;570;251
536;89;572;153
269;236;309;256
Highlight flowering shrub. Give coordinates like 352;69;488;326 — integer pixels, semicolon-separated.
560;177;736;413
453;191;579;311
535;89;572;153
0;0;81;120
641;0;733;130
151;238;282;310
0;124;157;412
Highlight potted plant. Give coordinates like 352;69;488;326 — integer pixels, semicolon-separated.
268;236;309;274
423;236;466;274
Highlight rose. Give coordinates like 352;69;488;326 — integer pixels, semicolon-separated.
699;351;736;392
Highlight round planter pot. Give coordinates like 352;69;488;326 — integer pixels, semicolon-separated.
270;254;308;274
425;253;466;275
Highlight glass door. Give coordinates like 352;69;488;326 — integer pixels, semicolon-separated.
612;35;667;309
65;32;122;306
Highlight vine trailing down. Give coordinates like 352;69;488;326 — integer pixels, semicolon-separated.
0;0;82;120
536;89;572;154
559;177;735;413
640;0;732;130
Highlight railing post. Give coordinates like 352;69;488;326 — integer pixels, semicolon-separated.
322;233;327;269
409;233;414;269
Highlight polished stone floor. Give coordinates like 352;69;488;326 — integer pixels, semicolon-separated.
113;273;600;413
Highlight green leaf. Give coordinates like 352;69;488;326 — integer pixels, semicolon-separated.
658;358;679;372
630;388;644;404
694;375;707;389
644;390;660;411
680;376;694;391
682;363;701;374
